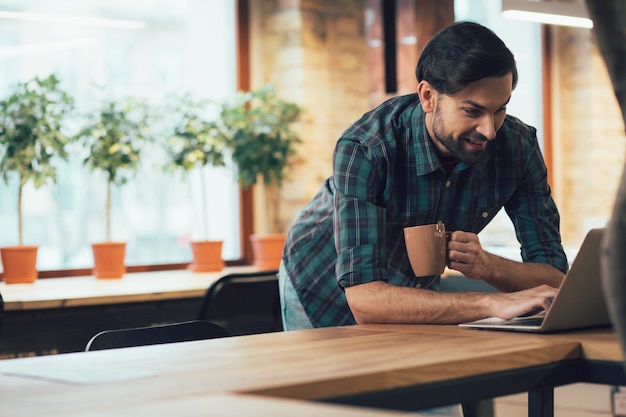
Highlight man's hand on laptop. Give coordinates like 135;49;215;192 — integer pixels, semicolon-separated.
490;284;558;320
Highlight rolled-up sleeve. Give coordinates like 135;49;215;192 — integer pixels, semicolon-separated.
332;137;390;288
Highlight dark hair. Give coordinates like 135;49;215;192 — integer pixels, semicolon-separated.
416;21;518;94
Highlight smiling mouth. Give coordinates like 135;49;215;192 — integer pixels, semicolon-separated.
463;137;487;148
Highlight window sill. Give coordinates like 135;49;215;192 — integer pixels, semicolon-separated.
1;265;264;311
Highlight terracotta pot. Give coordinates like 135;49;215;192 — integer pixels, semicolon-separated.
0;245;38;284
91;242;126;279
188;240;224;272
250;233;286;270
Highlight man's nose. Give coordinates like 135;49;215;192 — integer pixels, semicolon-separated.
476;115;497;140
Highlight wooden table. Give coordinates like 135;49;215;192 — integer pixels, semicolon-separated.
0;267;260;357
36;393;414;417
333;325;626;415
0;324;623;417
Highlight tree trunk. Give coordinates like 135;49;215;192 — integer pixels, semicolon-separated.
106;180;112;242
18;177;23;246
265;182;280;234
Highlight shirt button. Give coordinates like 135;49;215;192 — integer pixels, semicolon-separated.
445;180;451;187
482;211;489;218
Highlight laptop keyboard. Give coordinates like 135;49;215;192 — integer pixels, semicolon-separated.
501;317;544;327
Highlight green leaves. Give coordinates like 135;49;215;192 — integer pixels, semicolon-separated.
0;78;303;243
0;74;74;188
219;85;302;189
161;94;226;173
73;98;152;241
75;99;151;186
158;85;301;189
0;74;74;244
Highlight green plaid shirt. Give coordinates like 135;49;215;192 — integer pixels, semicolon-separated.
282;94;568;328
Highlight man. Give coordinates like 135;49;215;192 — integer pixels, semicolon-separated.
279;21;568;331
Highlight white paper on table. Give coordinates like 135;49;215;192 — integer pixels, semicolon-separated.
2;362;156;385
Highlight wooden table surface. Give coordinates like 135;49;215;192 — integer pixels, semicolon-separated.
2;324;617;417
362;323;625;361
0;266;261;310
42;392;415;417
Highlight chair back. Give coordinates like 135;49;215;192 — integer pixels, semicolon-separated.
85;320;229;351
196;270;281;336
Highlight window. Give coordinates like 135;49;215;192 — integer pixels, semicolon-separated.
455;0;543;250
0;0;241;272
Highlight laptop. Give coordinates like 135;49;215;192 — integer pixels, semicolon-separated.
459;228;611;333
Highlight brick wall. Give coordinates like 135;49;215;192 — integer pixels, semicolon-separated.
250;0;369;233
550;23;626;246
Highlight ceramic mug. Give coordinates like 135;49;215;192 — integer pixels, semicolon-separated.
404;222;449;277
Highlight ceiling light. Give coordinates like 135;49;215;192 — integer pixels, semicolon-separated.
502;0;593;29
0;11;148;30
0;38;95;58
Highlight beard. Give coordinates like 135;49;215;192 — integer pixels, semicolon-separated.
431;104;489;165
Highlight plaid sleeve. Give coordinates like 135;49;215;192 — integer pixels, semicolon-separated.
504;129;569;274
332;135;390;288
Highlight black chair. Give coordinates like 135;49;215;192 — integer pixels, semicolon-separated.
85;320;230;351
196;270;282;336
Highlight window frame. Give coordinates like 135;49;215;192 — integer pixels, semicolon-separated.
4;0;254;280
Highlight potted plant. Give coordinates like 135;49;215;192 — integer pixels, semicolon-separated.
0;74;74;284
74;98;150;279
218;85;301;269
161;94;228;272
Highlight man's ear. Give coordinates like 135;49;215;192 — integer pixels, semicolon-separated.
417;81;436;113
